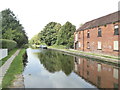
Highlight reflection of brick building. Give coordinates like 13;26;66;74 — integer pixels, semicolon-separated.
74;11;120;56
74;57;119;88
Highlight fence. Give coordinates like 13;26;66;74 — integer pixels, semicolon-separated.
0;49;8;60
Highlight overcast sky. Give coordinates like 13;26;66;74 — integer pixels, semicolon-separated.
0;0;120;39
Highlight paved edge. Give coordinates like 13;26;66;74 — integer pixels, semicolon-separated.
0;49;20;89
48;48;120;65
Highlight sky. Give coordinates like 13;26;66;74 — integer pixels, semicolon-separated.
0;0;120;39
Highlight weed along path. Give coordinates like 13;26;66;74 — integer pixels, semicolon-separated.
0;49;20;88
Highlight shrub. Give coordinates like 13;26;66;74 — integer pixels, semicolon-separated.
21;44;29;49
0;39;17;50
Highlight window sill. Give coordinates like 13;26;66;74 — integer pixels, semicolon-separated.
97;36;102;37
97;49;102;50
113;50;119;52
114;34;119;35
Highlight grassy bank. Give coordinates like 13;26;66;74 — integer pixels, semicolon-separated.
0;48;18;67
48;45;119;61
2;49;26;88
49;45;66;49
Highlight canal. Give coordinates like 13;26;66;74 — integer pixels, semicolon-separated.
23;48;119;88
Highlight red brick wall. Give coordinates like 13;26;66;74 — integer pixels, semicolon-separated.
74;22;119;56
74;57;119;88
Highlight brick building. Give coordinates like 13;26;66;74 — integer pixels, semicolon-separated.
74;11;120;56
74;57;119;88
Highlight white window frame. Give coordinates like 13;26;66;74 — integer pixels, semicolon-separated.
114;25;118;29
113;41;119;50
97;64;101;72
98;41;102;49
87;42;90;49
113;68;118;79
75;33;78;41
79;42;81;47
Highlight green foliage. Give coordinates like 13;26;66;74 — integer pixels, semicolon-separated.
29;34;40;45
56;21;76;48
49;45;66;49
39;22;61;46
31;21;76;48
38;50;74;75
1;9;28;47
21;44;29;49
2;49;26;88
0;39;17;50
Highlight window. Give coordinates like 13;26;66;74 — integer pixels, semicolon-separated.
78;32;81;39
98;41;102;50
78;58;81;64
97;64;101;72
87;30;90;38
87;71;89;76
114;25;119;35
98;28;102;37
113;41;119;51
114;83;118;88
79;42;81;47
87;42;90;49
113;68;118;79
97;76;101;88
75;33;78;41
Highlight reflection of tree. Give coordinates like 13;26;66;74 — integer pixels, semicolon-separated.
37;50;74;76
23;51;28;68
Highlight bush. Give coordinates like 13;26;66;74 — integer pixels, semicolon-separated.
0;39;17;50
21;44;29;49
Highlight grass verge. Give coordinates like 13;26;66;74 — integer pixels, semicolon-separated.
0;48;18;67
2;49;26;88
48;45;120;60
49;45;66;49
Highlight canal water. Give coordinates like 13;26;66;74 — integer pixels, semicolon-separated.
23;48;119;88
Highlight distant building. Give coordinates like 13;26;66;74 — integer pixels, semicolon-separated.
74;11;120;56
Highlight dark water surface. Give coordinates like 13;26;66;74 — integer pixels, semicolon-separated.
23;48;119;88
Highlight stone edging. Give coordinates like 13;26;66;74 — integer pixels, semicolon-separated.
48;48;120;65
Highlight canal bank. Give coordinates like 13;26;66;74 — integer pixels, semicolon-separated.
1;49;26;88
48;47;120;65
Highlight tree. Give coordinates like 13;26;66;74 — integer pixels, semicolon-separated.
29;34;40;45
56;21;76;48
39;22;61;46
1;9;28;47
38;49;74;75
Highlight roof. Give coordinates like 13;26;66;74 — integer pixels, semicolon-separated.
77;11;120;31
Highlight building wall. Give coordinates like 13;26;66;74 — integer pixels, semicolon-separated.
74;22;119;56
74;57;119;88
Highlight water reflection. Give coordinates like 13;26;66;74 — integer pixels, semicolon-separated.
37;50;74;76
23;48;119;88
74;57;119;88
23;51;28;67
37;49;119;88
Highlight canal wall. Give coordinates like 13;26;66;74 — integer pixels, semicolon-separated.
48;48;120;65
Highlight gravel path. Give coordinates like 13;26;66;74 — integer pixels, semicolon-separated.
0;49;20;88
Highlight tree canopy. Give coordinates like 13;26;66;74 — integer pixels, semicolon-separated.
30;21;76;48
1;9;28;47
56;21;76;48
39;22;61;46
29;34;40;45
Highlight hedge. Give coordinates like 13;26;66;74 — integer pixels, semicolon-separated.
0;39;17;50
